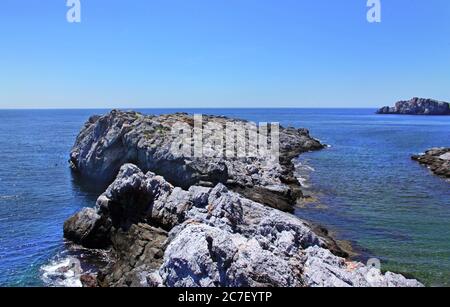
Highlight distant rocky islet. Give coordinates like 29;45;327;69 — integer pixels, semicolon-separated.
377;97;450;115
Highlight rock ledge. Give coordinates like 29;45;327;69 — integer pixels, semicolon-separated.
412;148;450;178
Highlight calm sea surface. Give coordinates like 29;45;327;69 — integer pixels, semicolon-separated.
0;109;449;286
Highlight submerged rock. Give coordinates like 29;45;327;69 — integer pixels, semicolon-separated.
377;97;450;115
69;110;324;212
64;164;423;287
412;148;450;178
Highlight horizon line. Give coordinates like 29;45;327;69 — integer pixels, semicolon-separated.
0;106;379;111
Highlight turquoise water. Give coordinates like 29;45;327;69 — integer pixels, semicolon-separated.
0;109;449;286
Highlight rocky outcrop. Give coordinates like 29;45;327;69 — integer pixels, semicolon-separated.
64;164;423;287
377;98;450;115
69;110;324;212
63;208;111;249
412;148;450;178
302;246;422;287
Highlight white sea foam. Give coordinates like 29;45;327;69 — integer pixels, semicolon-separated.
304;165;315;172
298;177;310;188
40;256;83;287
293;159;317;189
294;162;315;173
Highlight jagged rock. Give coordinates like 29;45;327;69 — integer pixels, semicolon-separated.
64;164;423;287
377;97;450;115
159;224;304;287
302;246;423;287
412;148;450;178
69;110;324;212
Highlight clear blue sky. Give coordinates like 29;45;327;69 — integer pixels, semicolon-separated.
0;0;449;108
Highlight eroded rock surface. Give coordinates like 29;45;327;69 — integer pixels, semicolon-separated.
64;164;423;287
412;148;450;178
302;246;422;287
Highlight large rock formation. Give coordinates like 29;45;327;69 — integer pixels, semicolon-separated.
412;148;450;178
69;110;324;212
377;98;450;115
65;111;423;287
64;164;423;287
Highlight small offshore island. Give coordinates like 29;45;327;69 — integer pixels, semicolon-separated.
377;97;450;115
63;110;423;287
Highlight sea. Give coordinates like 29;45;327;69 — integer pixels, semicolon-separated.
0;108;449;287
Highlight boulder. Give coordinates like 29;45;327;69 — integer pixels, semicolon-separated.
63;207;111;248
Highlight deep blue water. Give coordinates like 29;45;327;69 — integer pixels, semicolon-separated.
0;109;449;286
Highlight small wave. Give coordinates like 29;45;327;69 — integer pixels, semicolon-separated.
0;195;20;200
304;165;315;172
40;256;83;287
295;164;315;172
293;159;317;189
298;177;310;188
294;161;316;172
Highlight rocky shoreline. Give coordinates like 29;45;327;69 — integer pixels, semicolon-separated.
63;110;423;287
377;97;450;115
412;148;450;179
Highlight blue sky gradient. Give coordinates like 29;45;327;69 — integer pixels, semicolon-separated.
0;0;449;108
